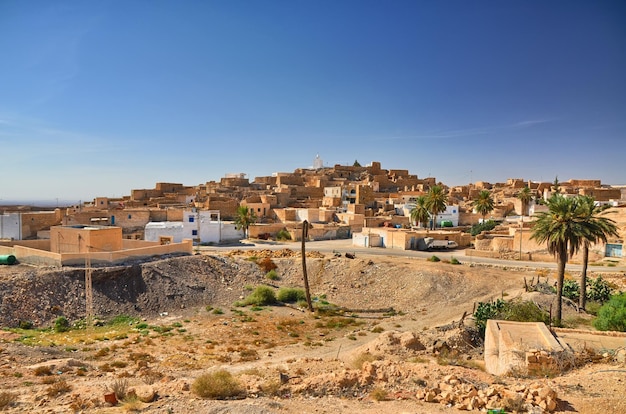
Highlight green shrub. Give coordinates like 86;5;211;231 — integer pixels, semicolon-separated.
19;320;33;330
428;255;440;262
593;293;626;332
277;288;306;303
587;276;613;303
562;279;580;301
473;299;506;333
474;299;550;335
265;270;279;281
468;220;497;236
192;370;245;399
450;257;460;265
108;315;140;326
276;228;291;241
240;286;277;306
503;300;550;325
54;316;70;333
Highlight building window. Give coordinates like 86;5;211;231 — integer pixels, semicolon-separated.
189;216;194;223
128;214;132;219
192;230;198;236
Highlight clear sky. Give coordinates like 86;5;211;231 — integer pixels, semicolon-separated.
1;0;625;203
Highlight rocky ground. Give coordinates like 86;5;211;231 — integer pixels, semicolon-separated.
0;248;625;413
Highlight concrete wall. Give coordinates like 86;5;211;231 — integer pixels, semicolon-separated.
50;226;123;254
484;320;564;376
21;210;62;239
145;222;185;243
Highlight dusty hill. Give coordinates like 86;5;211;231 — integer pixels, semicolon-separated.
0;249;625;413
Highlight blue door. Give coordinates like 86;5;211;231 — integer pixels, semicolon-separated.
605;244;623;258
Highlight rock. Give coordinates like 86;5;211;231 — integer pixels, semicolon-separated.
134;385;157;403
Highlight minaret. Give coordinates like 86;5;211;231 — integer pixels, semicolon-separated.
313;154;323;169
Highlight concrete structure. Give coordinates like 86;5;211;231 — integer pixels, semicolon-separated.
484;320;565;376
0;213;22;240
51;225;123;254
145;210;244;244
0;225;193;267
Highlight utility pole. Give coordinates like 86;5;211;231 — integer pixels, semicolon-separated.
519;216;523;260
301;221;313;312
80;235;93;329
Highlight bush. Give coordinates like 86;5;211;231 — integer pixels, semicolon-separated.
503;300;550;325
192;370;245;399
277;288;306;303
450;257;460;265
265;270;279;281
257;257;277;273
19;320;33;330
468;220;497;236
54;316;70;333
428;255;440;262
593;293;626;332
239;286;277;306
562;279;580;301
587;276;613;303
276;228;291;241
0;391;17;410
473;299;506;333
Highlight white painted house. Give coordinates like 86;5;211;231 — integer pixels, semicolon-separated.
400;204;460;227
145;210;244;244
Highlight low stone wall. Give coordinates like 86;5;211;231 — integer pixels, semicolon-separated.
526;349;558;375
415;374;558;412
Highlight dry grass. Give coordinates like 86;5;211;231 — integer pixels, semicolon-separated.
351;352;379;369
370;387;389;401
109;378;129;400
33;365;52;376
46;380;72;397
0;392;17;410
192;369;245;399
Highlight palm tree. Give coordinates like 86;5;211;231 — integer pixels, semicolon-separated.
472;190;494;224
234;205;256;238
517;186;532;216
577;196;619;310
425;185;447;230
530;195;586;325
410;196;429;228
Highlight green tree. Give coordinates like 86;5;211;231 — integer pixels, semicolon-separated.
472;190;494;224
530;195;586;325
552;176;561;193
353;160;362;167
410;196;430;228
425;185;447;230
517;186;532;216
577;196;618;310
234;205;257;238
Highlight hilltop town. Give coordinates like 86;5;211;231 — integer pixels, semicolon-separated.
0;158;624;267
1;159;625;413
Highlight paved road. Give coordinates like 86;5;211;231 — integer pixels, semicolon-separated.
201;238;626;273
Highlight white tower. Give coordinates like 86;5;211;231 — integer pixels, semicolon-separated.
313;154;323;169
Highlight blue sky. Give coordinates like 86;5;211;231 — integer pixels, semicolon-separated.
1;0;625;203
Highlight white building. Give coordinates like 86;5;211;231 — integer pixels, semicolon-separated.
400;204;460;228
0;213;22;240
145;210;244;244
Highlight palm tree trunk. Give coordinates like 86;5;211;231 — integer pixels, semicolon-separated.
555;251;567;326
580;244;589;311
